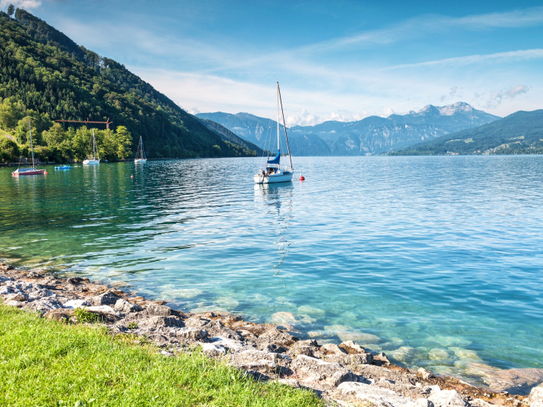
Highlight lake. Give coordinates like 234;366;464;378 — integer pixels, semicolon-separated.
1;155;542;386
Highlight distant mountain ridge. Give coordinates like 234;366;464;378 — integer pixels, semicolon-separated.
390;110;543;156
197;102;500;156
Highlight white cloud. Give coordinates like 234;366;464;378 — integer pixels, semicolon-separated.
506;84;530;98
0;0;41;9
388;49;543;70
289;7;543;57
485;84;530;108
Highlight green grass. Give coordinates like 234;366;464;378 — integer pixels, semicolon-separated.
0;306;323;406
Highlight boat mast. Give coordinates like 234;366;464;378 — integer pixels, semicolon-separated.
276;84;280;152
277;82;293;170
29;121;35;169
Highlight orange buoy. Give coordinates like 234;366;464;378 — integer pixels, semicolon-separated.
44;171;48;175
130;175;134;178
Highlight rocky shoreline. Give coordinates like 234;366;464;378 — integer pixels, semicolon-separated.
1;262;542;407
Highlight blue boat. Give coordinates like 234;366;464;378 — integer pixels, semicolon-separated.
55;165;72;170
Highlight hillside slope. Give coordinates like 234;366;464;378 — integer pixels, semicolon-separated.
0;9;253;159
390;110;543;155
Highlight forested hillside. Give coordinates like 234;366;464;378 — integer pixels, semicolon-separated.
390;110;543;156
0;8;256;163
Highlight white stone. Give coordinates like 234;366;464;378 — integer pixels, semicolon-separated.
529;383;543;407
200;343;226;356
428;389;467;407
63;299;90;309
85;305;119;316
6;300;25;307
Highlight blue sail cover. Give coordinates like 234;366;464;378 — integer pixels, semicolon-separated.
267;151;280;165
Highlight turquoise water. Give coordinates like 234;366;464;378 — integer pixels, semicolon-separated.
1;156;543;384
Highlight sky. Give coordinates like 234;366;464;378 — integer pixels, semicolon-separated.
3;0;543;126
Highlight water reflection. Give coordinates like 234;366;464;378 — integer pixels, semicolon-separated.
254;183;294;274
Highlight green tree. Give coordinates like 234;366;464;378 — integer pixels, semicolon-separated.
113;125;132;159
14;113;52;145
70;126;92;162
7;4;15;17
42;122;66;146
0;98;25;130
0;136;19;163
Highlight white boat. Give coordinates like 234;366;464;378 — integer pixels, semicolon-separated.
83;129;100;165
134;136;147;164
254;82;294;184
12;122;45;176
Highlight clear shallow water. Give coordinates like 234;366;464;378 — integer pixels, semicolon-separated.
1;156;543;385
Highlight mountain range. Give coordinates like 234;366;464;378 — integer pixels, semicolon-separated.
390;109;543;155
197;102;500;156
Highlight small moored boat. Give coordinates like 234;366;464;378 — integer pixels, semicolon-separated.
254;82;294;184
12;122;45;177
134;136;147;164
83;129;100;165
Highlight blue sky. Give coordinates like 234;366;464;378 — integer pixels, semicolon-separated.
3;0;543;125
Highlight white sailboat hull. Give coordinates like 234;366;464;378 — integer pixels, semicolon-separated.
254;171;293;184
134;159;147;164
83;159;100;165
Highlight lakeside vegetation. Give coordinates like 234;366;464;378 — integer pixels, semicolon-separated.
390;110;543;156
0;305;323;406
0;8;258;163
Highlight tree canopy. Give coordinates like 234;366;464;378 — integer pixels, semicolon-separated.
0;8;258;163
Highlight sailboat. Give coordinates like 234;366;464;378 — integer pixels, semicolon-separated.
254;82;294;184
82;129;100;165
12;122;45;176
134;136;147;164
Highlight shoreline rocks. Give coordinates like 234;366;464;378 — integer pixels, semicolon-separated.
0;262;539;407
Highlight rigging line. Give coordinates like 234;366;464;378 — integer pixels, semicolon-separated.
277;82;293;170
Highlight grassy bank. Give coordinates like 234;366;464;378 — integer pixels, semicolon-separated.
0;305;323;406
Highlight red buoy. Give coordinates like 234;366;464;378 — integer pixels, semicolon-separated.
299;172;305;181
131;175;134;178
44;171;48;175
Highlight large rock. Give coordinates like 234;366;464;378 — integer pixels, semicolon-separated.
321;343;347;356
289;339;320;357
339;340;367;354
114;299;142;313
44;309;74;322
337;381;419;407
258;327;298;347
528;383;543;407
229;349;277;371
90;291;121;306
139;316;184;329
428;389;467;407
4;293;28;302
175;327;207;341
146;303;172;317
25;297;64;312
292;355;357;387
